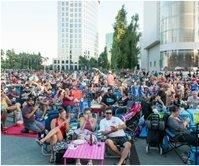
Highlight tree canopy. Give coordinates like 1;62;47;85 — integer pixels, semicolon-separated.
1;49;44;70
111;5;141;71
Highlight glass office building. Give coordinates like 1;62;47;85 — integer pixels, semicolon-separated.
142;1;199;71
53;1;99;70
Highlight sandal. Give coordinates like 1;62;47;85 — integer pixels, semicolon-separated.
35;138;44;146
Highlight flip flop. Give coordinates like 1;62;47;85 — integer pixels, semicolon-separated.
35;139;42;146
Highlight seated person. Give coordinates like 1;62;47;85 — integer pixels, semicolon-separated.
6;86;20;104
21;86;32;104
22;97;44;134
187;91;199;109
75;108;97;165
96;90;105;104
72;86;82;102
167;105;199;146
39;89;55;120
61;88;75;113
1;89;22;129
36;108;70;163
99;107;131;165
101;88;118;115
150;95;167;113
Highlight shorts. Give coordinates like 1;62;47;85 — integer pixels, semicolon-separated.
24;121;44;133
108;136;129;147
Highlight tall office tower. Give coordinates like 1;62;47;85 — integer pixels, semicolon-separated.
141;1;199;71
105;32;113;63
53;1;99;70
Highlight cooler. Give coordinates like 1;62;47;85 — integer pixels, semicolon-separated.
186;109;199;131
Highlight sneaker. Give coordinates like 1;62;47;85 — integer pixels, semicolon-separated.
21;128;29;133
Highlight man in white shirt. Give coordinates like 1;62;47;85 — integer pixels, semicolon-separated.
187;91;199;109
100;107;131;165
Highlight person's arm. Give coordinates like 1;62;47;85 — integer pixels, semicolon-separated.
50;119;56;129
100;97;107;107
89;118;97;131
4;95;12;105
39;98;49;106
11;92;20;98
24;105;39;119
156;95;165;107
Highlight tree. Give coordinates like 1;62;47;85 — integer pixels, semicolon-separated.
1;49;44;70
111;5;127;69
6;49;16;68
111;6;141;71
125;14;141;70
79;56;89;70
89;57;98;68
98;47;109;70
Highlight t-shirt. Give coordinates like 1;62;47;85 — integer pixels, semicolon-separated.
22;105;35;124
100;117;125;137
101;94;117;106
187;96;199;109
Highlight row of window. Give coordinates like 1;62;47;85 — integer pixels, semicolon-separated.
54;60;78;64
53;65;79;71
160;49;199;70
61;12;82;17
62;1;82;7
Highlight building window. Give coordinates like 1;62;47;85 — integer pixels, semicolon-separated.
154;61;156;67
150;62;152;67
54;60;57;64
62;60;64;64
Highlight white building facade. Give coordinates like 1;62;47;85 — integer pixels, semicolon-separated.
105;32;113;63
53;1;99;70
141;1;199;71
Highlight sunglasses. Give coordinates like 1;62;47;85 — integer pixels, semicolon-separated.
86;112;91;114
106;112;112;114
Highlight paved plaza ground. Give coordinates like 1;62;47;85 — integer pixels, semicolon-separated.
1;134;187;165
1;118;188;165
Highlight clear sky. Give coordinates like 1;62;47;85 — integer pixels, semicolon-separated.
1;0;143;64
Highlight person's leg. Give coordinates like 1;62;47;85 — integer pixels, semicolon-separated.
117;141;131;165
1;110;7;128
35;121;45;132
105;138;121;156
49;134;57;162
39;127;62;144
41;105;47;120
27;121;44;133
87;159;93;165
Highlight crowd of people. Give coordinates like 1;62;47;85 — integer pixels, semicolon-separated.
1;68;199;164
